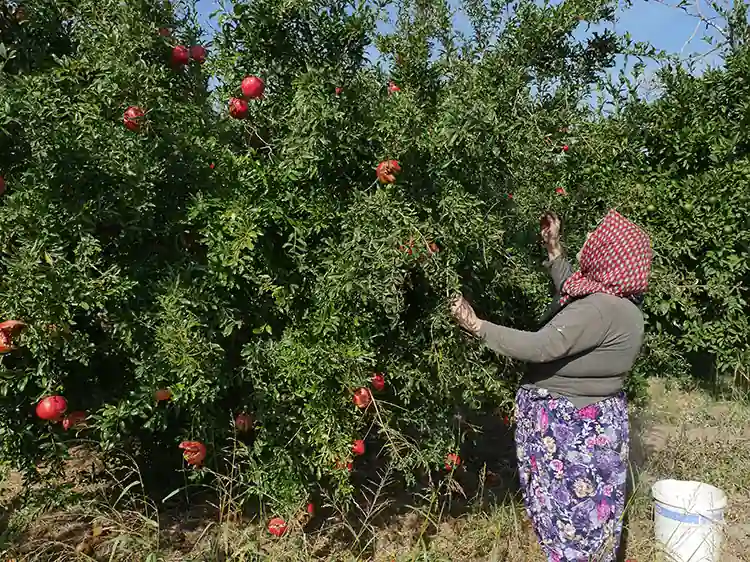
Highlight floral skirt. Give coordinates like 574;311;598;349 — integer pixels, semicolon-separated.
515;386;629;562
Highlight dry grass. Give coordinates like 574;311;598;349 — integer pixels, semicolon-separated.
1;378;748;562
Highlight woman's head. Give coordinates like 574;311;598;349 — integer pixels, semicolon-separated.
562;210;652;303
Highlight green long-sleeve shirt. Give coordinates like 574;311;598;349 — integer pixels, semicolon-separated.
478;256;645;408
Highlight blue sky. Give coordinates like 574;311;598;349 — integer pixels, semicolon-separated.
194;0;725;71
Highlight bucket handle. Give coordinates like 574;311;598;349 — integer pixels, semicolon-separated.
655;503;724;525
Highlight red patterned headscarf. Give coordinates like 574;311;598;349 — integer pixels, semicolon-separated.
560;210;652;306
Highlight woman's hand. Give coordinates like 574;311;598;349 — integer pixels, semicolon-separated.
541;212;562;261
450;295;483;335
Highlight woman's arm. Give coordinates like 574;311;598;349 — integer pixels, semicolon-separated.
541;212;573;292
545;255;574;293
452;296;607;363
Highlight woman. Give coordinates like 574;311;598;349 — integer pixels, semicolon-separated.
451;209;652;562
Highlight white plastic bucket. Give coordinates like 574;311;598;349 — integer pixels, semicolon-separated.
652;479;727;562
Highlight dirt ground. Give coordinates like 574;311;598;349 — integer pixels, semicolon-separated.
1;378;748;561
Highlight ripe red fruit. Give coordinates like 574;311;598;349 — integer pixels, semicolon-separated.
154;388;172;402
235;412;253;432
62;411;87;431
229;97;248;119
0;175;5;195
445;452;461;471
190;45;207;64
179;441;207;466
171;45;189;67
268;517;287;537
0;320;25;353
562;145;569;152
334;458;353;471
241;75;265;99
335;86;343;96
123;106;145;131
352;439;365;456
307;502;315;515
376;160;401;184
352;387;372;409
388;81;401;94
555;187;567;195
371;372;385;392
209;162;215;169
503;414;510;426
508;193;513;199
399;240;415;255
36;395;68;422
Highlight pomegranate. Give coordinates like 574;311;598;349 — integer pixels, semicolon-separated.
235;412;253;432
179;441;207;466
62;411;87;431
352;439;365;456
36;395;67;422
399;240;414;256
376;160;401;183
154;388;172;402
445;452;461;471
171;45;189;67
241;75;265;99
388;81;401;94
371;372;385;392
0;320;25;353
0;175;5;195
352;387;372;409
268;517;287;537
228;97;248;119
190;45;207;64
335;459;353;472
123;106;145;131
335;86;343;96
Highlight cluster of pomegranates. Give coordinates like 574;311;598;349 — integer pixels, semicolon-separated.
229;75;265;119
120;31;208;132
169;44;207;67
155;389;254;467
35;395;87;431
399;238;439;258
